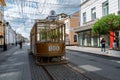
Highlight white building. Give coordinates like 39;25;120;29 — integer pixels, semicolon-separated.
75;0;120;47
5;22;17;46
16;33;22;43
80;0;119;26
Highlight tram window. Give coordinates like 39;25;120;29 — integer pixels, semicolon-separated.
37;33;40;41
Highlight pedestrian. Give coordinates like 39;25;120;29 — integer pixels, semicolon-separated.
16;42;17;46
100;38;106;52
113;40;117;49
19;41;22;49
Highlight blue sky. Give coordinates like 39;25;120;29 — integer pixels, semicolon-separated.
4;0;80;39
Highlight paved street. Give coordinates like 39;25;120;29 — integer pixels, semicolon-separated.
66;49;120;80
0;45;120;80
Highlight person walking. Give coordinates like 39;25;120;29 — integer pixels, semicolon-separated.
100;38;106;52
16;41;17;46
19;41;22;49
113;40;117;49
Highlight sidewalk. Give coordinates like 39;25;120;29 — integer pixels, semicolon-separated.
0;45;16;52
0;48;3;52
66;46;120;58
0;45;31;80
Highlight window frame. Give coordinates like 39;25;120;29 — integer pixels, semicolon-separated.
118;0;120;10
102;1;109;16
83;12;86;23
91;7;96;20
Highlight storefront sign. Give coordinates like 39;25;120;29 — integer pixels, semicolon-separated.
48;46;60;51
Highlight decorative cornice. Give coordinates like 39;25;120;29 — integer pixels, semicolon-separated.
80;0;90;6
74;20;96;32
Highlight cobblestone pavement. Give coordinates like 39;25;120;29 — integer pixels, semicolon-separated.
45;65;89;80
29;55;90;80
29;55;51;80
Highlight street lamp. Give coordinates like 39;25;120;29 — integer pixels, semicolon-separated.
3;22;9;51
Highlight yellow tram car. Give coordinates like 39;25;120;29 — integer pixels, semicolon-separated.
30;19;66;65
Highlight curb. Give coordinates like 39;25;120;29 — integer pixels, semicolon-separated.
67;49;120;60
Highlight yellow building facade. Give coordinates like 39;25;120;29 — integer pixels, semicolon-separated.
0;0;6;46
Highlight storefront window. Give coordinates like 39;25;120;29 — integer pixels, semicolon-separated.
91;32;99;47
115;31;119;48
78;30;91;46
78;32;83;46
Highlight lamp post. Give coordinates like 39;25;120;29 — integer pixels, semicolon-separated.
3;23;6;51
3;22;9;51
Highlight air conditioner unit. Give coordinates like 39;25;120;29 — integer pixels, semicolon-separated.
118;10;120;14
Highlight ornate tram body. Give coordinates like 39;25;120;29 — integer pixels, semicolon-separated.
30;19;66;65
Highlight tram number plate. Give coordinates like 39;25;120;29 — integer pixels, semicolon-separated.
48;46;60;51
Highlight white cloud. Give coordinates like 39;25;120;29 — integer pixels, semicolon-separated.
4;0;80;39
16;26;31;38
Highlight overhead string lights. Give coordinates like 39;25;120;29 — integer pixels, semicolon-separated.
5;0;80;19
4;0;80;28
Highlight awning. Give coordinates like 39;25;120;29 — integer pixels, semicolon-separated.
74;20;96;33
74;25;92;33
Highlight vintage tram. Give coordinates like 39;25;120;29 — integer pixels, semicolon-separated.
30;19;66;65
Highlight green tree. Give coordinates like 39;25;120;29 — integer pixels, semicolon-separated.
41;29;46;40
92;14;120;48
92;14;120;35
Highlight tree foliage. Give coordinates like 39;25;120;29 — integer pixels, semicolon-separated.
49;30;61;39
92;14;120;35
41;29;46;39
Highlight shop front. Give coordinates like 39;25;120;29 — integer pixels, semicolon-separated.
78;29;100;47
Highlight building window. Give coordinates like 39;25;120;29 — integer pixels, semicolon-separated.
74;35;77;42
66;22;69;29
102;1;109;16
91;7;96;20
118;0;120;10
83;12;86;23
